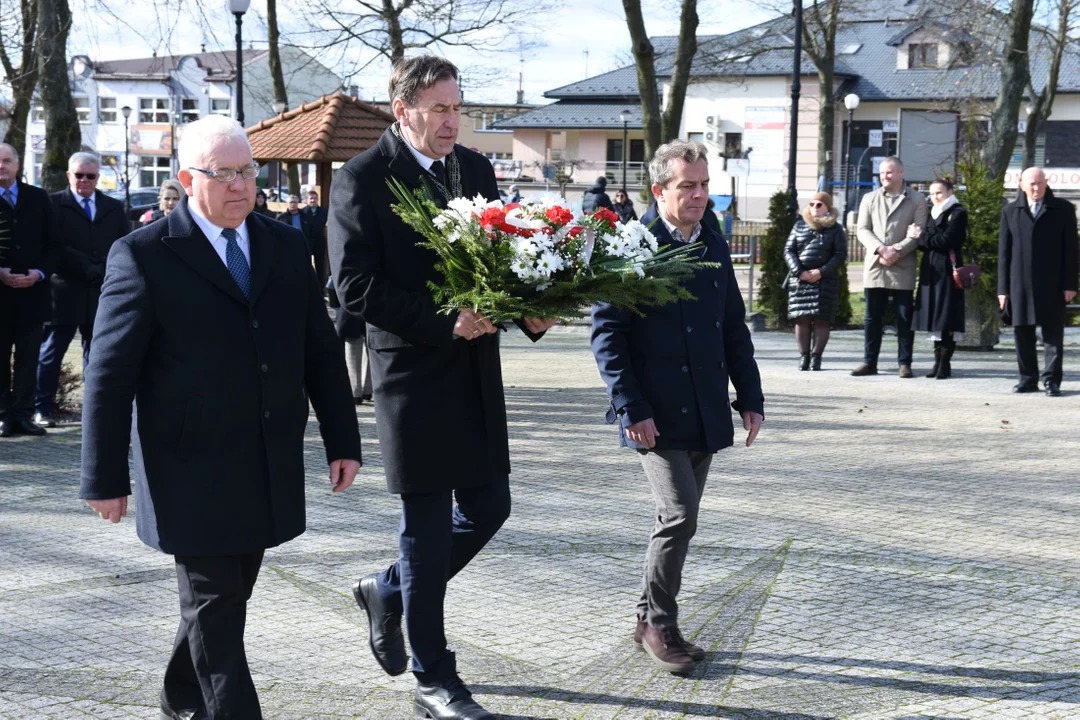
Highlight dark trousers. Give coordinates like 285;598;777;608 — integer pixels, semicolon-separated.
1015;323;1064;386
864;288;914;367
636;449;713;627
35;323;92;415
376;476;511;682
163;552;265;719
0;321;44;420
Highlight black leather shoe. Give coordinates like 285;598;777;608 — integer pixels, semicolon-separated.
352;574;408;676
160;704;208;720
1013;383;1039;394
32;412;56;428
13;417;46;436
1046;381;1062;397
0;419;13;438
414;676;494;720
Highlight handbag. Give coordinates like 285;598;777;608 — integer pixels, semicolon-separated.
950;251;980;290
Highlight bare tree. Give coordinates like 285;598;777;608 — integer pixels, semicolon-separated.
0;0;39;165
1022;0;1078;168
983;0;1036;177
36;0;80;190
266;0;301;195
800;0;842;184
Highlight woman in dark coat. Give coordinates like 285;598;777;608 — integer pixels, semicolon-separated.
914;177;967;379
784;192;847;371
612;188;637;223
253;189;274;217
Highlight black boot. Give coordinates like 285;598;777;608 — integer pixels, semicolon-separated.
810;354;822;371
937;339;955;379
799;354;810;371
925;342;941;378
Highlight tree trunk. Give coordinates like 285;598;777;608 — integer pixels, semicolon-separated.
983;0;1035;178
1021;0;1072;169
660;0;698;144
817;68;835;186
622;0;663;173
36;0;79;191
0;0;40;167
266;0;301;196
1022;97;1044;169
383;0;405;65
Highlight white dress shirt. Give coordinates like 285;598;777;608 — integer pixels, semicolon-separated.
403;138;446;177
71;188;95;221
188;202;251;267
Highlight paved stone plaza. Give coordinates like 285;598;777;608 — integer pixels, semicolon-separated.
2;327;1080;719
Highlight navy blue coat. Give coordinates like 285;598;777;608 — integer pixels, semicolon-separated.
591;205;764;452
79;198;362;556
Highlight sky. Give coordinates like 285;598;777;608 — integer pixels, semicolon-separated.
52;0;775;105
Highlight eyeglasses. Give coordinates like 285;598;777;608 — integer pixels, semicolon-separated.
73;172;98;180
189;163;260;183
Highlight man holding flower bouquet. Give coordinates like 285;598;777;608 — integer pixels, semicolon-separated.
328;55;555;720
591;140;765;675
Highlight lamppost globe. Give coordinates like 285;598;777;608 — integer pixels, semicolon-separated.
120;105;132;120
844;93;860;111
228;0;251;13
618;109;631;193
272;100;287;115
843;94;859;215
618;109;631;124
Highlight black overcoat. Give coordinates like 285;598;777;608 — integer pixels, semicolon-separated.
275;210;312;248
79;198;362;556
0;180;59;326
998;188;1080;327
328;127;540;495
303;204;329;251
591;204;764;452
913;202;966;333
783;210;847;322
47;189;130;326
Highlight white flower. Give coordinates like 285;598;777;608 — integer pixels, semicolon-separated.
536;250;564;276
533;192;570;210
513;237;540;257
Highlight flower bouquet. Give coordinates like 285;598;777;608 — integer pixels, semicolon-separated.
388;178;715;324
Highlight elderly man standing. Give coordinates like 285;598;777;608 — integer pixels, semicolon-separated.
592;139;764;675
0;142;57;437
80;115;362;720
998;166;1080;396
32;152;129;428
852;156;928;377
329;55;556;720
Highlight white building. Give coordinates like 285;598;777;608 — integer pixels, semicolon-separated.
25;46;345;190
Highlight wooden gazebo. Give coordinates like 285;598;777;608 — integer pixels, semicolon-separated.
246;92;395;206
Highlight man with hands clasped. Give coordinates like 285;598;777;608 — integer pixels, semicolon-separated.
852;156;928;378
591;139;764;676
80;115;362;720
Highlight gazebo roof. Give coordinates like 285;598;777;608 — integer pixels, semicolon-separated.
246;93;395;163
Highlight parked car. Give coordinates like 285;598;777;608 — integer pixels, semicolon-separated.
106;188;161;222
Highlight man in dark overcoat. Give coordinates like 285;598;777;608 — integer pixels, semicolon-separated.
998;166;1080;396
33;152;130;427
328;56;555;720
0;142;58;437
302;188;330;287
79;115;362;720
592;139;764;676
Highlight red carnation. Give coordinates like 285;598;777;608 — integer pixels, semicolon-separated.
479;207;506;229
592;207;619;230
544;206;574;226
567;226;584;239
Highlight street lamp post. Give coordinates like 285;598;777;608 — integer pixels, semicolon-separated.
787;0;803;215
843;93;860;217
619;109;631;193
121;105;132;215
229;0;252;125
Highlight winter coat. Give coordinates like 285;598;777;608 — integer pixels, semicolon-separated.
913;200;966;333
856;186;929;290
613;200;637;224
783;209;847;322
581;183;613;213
997;187;1080;327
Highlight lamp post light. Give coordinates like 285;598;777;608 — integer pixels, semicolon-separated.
229;0;252;125
272;99;287;116
619;109;631;193
843;93;860;217
786;0;803;215
121;105;132;215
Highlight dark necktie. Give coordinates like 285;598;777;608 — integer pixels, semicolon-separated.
222;228;251;299
0;188;12;208
430;160;446;186
83;197;93;220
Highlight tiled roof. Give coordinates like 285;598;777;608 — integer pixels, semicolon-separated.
246;93;395;162
494;102;642;130
90;50;267;80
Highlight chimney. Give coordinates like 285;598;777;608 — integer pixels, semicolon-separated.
516;89;524;104
201;43;206;53
349;85;359;98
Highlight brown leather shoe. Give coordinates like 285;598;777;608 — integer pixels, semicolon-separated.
898;364;914;378
850;363;878;376
640;623;696;674
634;621;704;661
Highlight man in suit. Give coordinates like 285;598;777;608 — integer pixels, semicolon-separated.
302;189;329;288
852;156;928;378
328;55;556;720
80;115;363;720
998;166;1080;396
275;193;311;242
0;142;58;437
32;152;129;427
591;139;764;675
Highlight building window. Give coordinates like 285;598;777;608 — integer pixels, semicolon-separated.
139;98;170;123
210;98;231;116
908;43;938;69
687;132;705;144
74;95;91;124
473;111;512;132
180;98;200;124
33;152;44;181
139;156;171;187
99;97;118;123
31;103;45;123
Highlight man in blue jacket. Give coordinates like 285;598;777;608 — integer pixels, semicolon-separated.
591;139;764;675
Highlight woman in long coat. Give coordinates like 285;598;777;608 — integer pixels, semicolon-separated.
784;191;848;371
913;177;967;379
